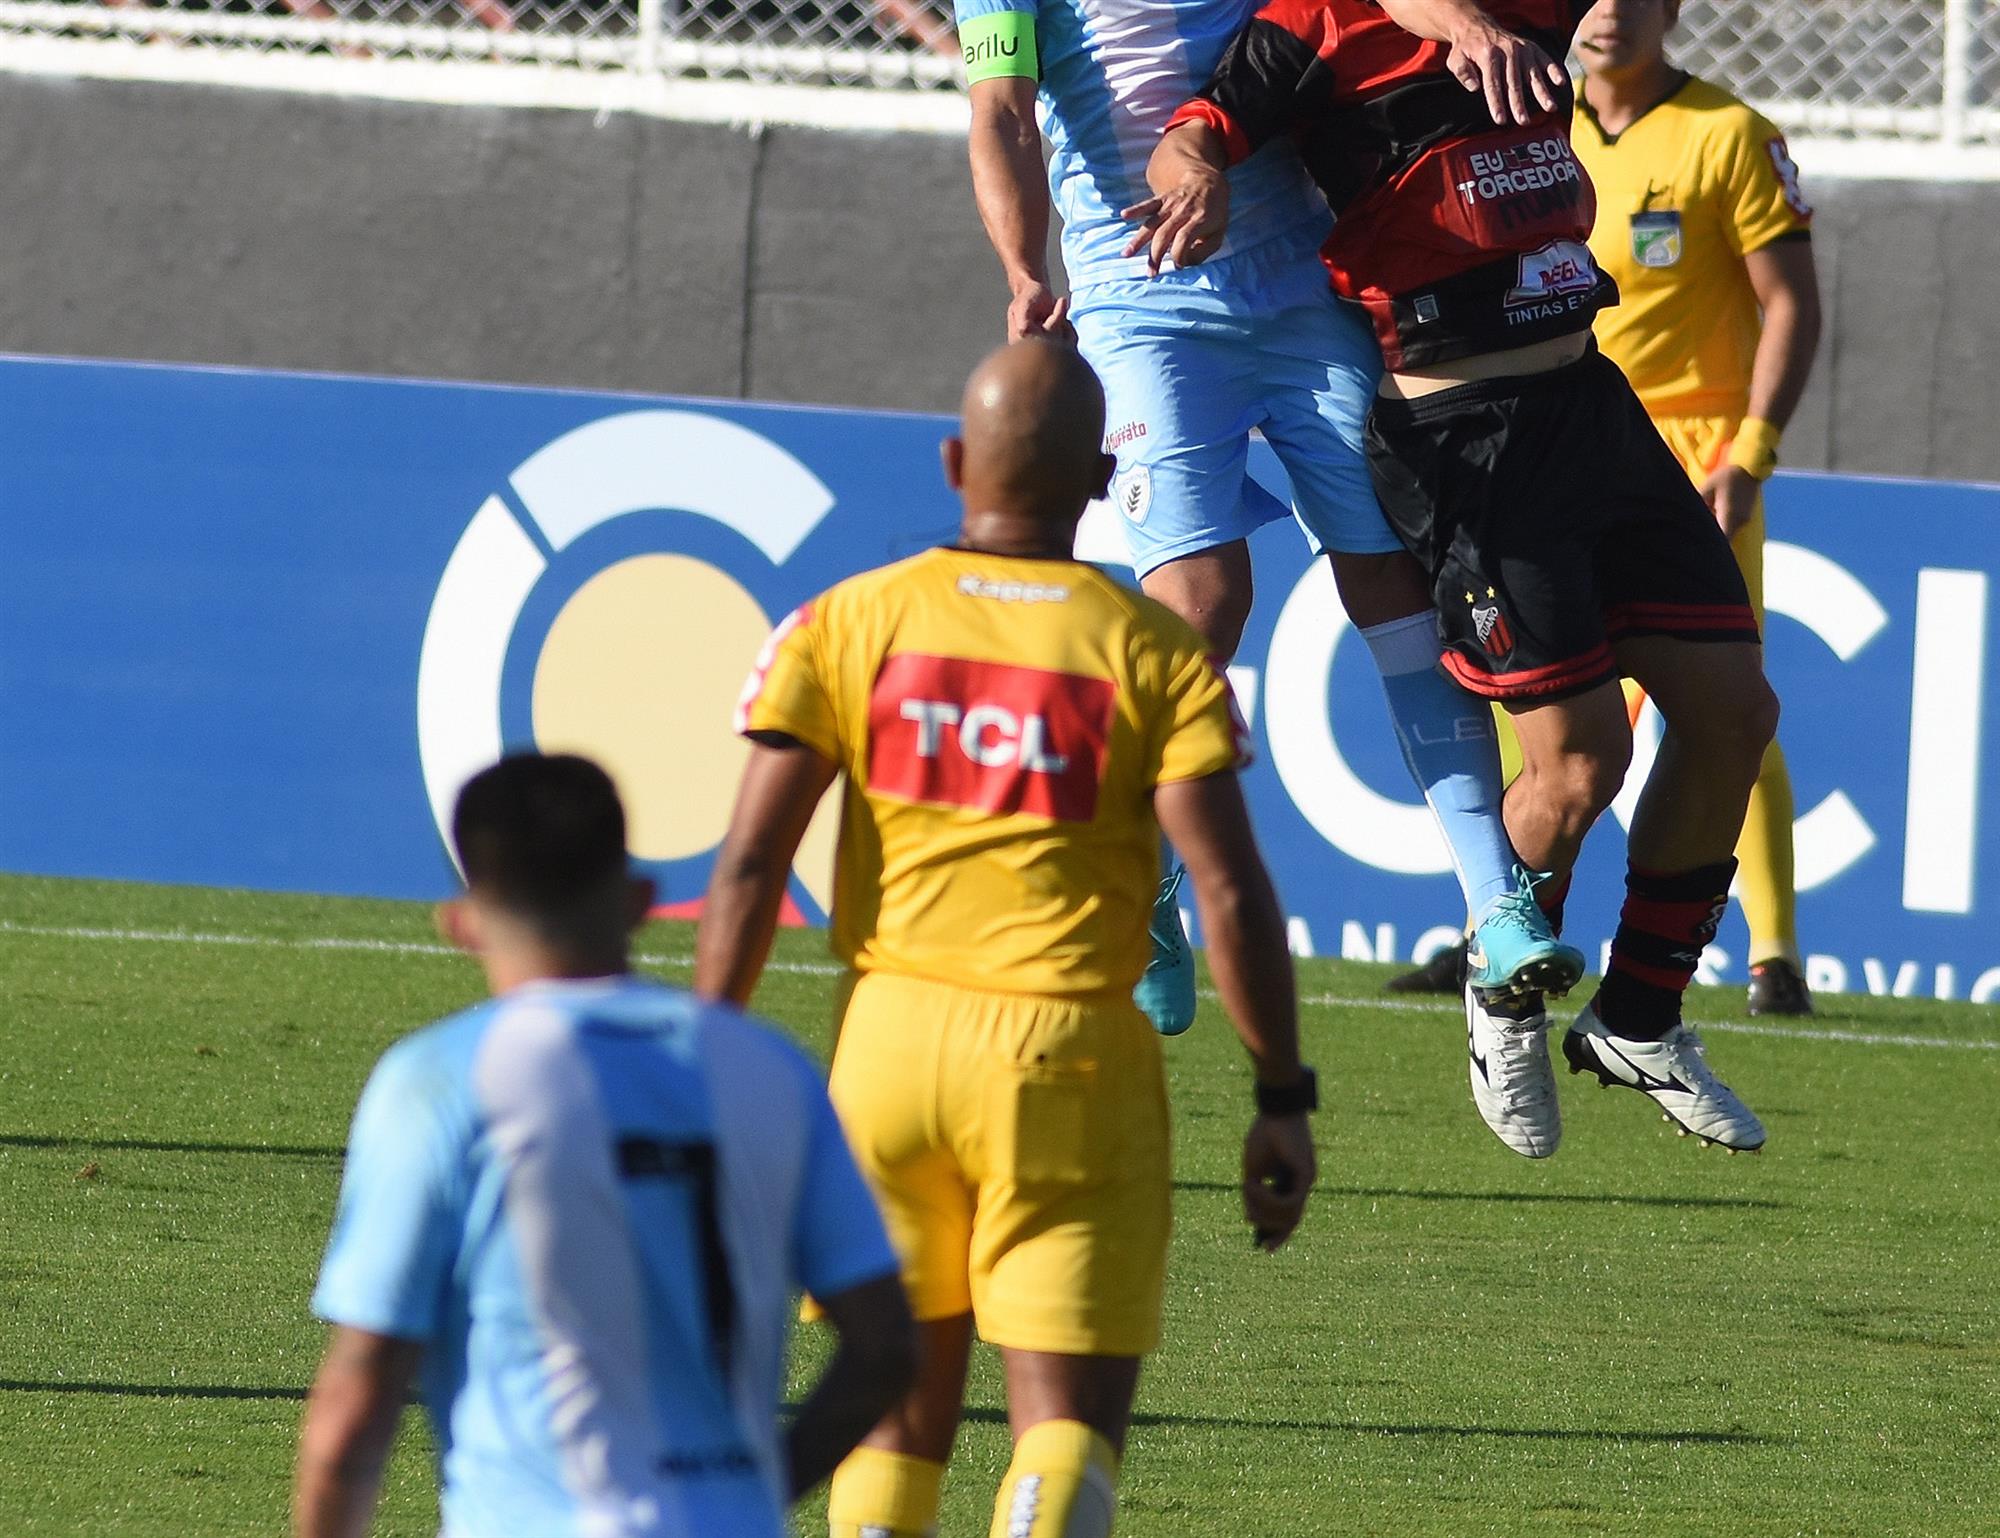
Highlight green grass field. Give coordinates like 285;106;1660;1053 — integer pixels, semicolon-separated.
2;871;1996;1536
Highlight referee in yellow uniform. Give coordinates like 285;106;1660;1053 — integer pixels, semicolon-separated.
696;338;1316;1538
1575;0;1823;1015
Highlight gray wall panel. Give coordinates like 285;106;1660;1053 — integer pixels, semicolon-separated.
5;74;1998;483
0;76;759;398
744;126;999;408
1812;184;1952;479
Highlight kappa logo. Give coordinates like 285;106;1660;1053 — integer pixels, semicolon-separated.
956;573;1070;604
1504;239;1599;308
1116;463;1153;525
867;653;1115;822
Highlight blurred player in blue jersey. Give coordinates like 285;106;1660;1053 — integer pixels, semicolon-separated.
954;0;1585;1031
294;753;914;1538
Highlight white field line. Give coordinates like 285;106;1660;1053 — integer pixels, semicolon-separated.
2;920;1995;1052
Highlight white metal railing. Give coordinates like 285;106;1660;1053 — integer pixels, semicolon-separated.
0;0;1993;141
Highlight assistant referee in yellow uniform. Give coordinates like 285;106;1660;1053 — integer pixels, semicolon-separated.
1575;0;1823;1015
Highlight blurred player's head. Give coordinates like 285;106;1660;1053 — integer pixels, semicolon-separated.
440;752;654;988
1577;0;1677;73
943;338;1115;545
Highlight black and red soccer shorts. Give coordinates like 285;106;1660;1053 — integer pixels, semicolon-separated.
1364;345;1760;702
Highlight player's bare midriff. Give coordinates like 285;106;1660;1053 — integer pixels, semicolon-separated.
1379;329;1591;400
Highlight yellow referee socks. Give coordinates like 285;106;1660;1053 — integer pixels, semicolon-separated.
1736;736;1801;967
988;1419;1120;1538
828;1446;944;1538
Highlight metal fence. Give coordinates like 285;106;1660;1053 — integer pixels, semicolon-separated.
3;0;1996;140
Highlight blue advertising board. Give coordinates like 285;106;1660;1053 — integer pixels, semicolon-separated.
3;355;1996;1000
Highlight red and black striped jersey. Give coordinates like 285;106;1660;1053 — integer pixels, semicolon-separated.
1168;0;1615;369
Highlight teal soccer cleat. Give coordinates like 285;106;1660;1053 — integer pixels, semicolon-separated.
1135;865;1197;1036
1467;867;1586;1001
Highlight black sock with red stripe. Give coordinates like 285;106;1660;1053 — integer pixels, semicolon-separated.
1534;871;1572;937
1596;860;1735;1041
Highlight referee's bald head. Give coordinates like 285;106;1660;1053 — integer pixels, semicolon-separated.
954;339;1112;524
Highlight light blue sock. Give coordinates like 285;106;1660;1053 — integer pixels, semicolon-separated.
1360;611;1516;919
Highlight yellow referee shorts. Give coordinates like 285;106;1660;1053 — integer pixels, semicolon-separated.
1650;412;1766;617
824;969;1172;1358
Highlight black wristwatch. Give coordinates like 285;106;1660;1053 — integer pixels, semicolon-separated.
1254;1066;1318;1116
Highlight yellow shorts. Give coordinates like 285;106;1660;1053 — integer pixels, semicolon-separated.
1651;412;1767;620
825;969;1171;1358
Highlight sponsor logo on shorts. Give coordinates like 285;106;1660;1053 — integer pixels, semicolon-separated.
1116;463;1153;526
1468;587;1514;658
867;653;1115;822
1630;209;1683;268
1413;293;1440;324
1105;419;1149;454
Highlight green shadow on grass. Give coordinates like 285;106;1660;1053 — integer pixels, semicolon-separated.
0;1133;343;1159
1172;1181;1787;1210
0;1380;307;1401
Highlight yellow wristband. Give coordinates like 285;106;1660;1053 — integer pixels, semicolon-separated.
1728;416;1782;481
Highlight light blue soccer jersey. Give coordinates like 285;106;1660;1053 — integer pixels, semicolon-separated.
312;976;897;1538
955;0;1330;287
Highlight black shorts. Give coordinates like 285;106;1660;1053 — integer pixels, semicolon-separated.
1364;346;1758;701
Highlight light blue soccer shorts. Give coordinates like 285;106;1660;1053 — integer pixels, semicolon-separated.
1071;231;1403;578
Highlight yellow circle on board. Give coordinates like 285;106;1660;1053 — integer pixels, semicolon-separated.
532;554;769;864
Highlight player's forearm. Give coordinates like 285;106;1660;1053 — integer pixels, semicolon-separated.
1187;867;1303;1085
785;1341;910;1499
969;103;1054;293
1375;0;1497;45
1148;120;1229;199
1744;281;1821;432
294;1454;385;1538
692;851;788;1006
293;1384;400;1538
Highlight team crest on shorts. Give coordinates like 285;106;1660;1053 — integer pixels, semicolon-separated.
1116;464;1153;526
1630;209;1683;268
1468;587;1513;657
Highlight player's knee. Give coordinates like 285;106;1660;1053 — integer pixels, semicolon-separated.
1524;739;1629;830
1169;582;1251;660
1141;554;1253;661
1687;670;1780;769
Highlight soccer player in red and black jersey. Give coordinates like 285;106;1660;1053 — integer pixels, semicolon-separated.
1128;0;1776;1157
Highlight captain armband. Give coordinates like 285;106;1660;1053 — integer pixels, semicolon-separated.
1728;417;1782;482
960;9;1038;83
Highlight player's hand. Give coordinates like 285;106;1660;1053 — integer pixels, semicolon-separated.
1007;283;1075;343
1120;168;1231;275
1702;463;1760;538
1445;18;1567;126
1242;1111;1316;1252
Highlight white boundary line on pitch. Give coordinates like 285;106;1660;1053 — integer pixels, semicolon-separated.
5;919;1997;1053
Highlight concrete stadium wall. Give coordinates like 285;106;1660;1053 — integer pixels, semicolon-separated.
5;73;1999;482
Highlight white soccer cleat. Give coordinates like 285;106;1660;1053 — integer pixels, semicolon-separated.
1465;982;1562;1159
1561;1003;1767;1152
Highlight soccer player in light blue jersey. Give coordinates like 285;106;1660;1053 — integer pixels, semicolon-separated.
954;0;1584;1030
295;753;915;1538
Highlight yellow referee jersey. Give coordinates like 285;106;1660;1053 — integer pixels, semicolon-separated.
736;546;1248;998
1576;75;1813;416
